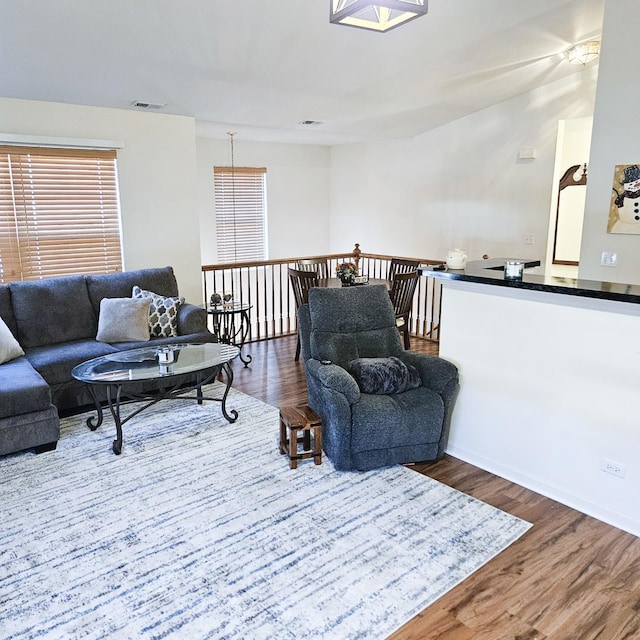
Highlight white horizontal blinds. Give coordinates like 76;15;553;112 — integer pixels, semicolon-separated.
0;152;21;283
0;146;122;283
214;166;267;263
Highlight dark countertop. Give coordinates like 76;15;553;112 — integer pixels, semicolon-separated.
422;258;640;305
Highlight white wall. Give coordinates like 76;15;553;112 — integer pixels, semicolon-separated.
1;0;634;294
329;68;598;265
0;97;203;303
196;138;331;264
440;281;640;536
579;0;640;284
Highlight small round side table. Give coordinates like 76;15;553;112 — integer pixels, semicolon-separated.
206;302;253;367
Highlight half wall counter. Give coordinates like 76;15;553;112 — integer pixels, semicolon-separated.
425;257;640;304
423;259;640;536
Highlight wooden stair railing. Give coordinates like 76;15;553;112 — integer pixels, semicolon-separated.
202;245;443;345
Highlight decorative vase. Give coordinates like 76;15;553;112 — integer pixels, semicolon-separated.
445;248;468;270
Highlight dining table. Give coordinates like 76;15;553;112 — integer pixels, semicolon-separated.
314;277;390;289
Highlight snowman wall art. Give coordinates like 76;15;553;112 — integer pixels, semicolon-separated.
608;164;640;234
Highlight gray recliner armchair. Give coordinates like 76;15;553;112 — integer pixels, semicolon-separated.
298;284;459;471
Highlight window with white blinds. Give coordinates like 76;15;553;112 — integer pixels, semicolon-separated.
0;146;123;283
214;166;267;263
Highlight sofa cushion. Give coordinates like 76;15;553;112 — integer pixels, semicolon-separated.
308;285;403;369
0;356;52;419
348;356;421;395
24;339;119;386
85;267;179;318
9;275;97;348
0;406;59;456
96;297;151;343
351;386;445;453
132;286;184;338
0;316;25;364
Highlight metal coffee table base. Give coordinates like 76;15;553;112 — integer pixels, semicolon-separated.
85;362;237;455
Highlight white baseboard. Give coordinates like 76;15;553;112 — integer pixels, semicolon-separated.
446;443;640;538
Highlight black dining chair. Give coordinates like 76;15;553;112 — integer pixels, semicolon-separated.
296;258;330;279
288;267;319;361
388;258;421;281
388;270;419;349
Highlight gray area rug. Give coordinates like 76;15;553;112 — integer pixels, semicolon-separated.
1;384;531;639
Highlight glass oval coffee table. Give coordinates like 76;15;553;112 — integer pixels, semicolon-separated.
72;342;240;455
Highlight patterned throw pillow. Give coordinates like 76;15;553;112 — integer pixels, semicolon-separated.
132;285;184;338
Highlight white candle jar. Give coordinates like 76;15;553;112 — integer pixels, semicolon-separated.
504;260;524;280
157;347;174;364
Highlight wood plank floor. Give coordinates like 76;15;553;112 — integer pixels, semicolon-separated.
231;335;640;640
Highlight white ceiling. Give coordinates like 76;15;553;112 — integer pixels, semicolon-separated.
0;0;604;146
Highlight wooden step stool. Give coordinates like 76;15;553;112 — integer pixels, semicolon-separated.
279;405;322;469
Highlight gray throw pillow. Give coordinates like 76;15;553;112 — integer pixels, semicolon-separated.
96;297;152;343
132;285;184;338
348;356;422;395
0;316;25;364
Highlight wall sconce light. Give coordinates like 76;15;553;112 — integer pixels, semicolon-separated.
567;41;600;65
330;0;428;33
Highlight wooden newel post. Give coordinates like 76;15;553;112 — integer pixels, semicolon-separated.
352;243;361;274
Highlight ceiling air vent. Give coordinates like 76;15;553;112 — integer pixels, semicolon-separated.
131;100;166;110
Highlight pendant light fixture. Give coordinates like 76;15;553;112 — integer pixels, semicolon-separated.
228;131;238;262
330;0;428;33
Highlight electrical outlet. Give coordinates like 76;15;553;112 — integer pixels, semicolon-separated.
524;232;535;245
601;251;617;267
601;457;626;478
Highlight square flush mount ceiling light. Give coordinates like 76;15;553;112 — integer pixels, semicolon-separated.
567;41;600;65
330;0;428;33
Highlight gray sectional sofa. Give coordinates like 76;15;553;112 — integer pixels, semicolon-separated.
0;266;214;457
